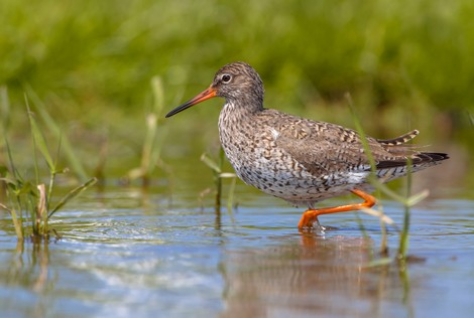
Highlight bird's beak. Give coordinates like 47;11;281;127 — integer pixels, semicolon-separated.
165;86;217;118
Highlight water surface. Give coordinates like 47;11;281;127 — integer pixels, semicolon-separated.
0;181;473;317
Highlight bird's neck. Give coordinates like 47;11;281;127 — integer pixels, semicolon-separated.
220;97;263;121
218;99;263;143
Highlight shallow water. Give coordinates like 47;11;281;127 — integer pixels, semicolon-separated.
0;180;473;317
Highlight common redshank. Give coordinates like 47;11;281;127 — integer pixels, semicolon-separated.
166;62;448;229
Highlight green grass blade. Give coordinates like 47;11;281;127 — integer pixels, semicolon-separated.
141;113;158;176
226;175;237;215
200;153;221;173
369;178;408;204
128;76;166;181
26;98;55;170
144;76;165;176
2;138;21;184
9;208;24;240
406;190;429;206
365;257;393;267
0;86;10;133
345;93;377;174
151;76;165;116
25;86;89;181
48;177;97;218
398;157;413;261
0;203;24;240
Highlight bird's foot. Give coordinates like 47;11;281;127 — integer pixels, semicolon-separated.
297;189;376;231
298;212;325;233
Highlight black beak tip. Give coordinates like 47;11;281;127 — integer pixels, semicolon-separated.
164;106;185;118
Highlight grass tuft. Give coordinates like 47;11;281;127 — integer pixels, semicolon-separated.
200;147;237;215
0;92;97;242
127;76;167;186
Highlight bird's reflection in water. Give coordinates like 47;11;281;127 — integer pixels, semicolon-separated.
221;233;405;317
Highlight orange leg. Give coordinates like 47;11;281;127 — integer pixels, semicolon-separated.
297;188;376;229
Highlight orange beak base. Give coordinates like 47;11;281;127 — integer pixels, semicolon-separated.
165;86;217;118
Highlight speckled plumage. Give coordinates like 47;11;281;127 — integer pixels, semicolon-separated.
166;62;448;228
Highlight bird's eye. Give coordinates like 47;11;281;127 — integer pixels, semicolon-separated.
221;74;232;83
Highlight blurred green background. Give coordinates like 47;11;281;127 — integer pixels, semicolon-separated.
0;0;472;184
